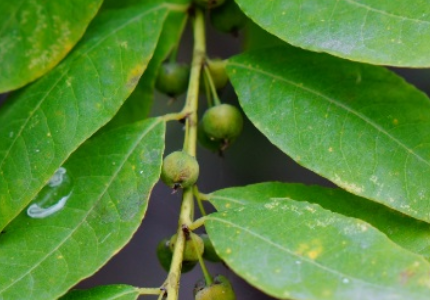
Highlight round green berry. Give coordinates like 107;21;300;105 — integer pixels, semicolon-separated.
210;0;247;34
160;151;199;189
193;0;226;9
156;238;197;273
201;104;243;144
198;123;223;152
201;234;222;262
169;232;204;262
155;61;190;97
194;275;236;300
206;58;229;90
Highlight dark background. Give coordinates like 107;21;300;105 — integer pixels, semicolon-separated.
1;16;430;300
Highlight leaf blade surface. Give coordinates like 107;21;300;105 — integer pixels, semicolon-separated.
60;285;139;300
236;0;430;66
0;3;168;230
0;118;165;300
209;182;430;260
206;201;430;300
0;0;103;92
228;46;430;222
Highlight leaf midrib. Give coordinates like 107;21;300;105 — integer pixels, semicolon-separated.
0;119;161;295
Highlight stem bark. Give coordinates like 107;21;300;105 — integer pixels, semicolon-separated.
165;8;206;300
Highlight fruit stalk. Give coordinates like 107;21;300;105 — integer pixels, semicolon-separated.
191;233;213;285
165;8;206;300
138;287;162;296
203;66;221;105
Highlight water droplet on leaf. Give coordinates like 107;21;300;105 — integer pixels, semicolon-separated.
27;167;73;219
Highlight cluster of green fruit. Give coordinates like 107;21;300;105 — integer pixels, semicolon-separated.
155;0;246;159
157;233;236;300
154;2;245;299
155;0;247;97
156;56;243;154
159;104;243;191
158;54;244;190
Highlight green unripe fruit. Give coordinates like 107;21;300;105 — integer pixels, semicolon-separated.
193;0;226;9
210;0;247;34
198;123;223;152
156;238;197;273
206;59;229;90
169;232;205;262
194;275;236;300
160;151;199;189
201;234;222;262
202;104;243;144
155;61;190;97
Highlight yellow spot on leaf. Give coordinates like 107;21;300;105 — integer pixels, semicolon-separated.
296;240;323;260
334;174;364;194
307;249;321;260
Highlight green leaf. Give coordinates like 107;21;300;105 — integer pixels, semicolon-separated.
206;201;430;300
228;46;430;223
0;118;165;300
236;0;430;67
105;7;188;129
0;0;103;92
243;19;285;51
60;285;139;300
208;182;430;260
0;3;169;231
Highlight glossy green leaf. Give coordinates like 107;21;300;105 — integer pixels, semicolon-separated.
60;285;139;300
228;46;430;223
0;3;169;231
0;0;103;92
209;182;430;260
236;0;430;67
0;118;165;300
105;7;188;129
206;201;430;300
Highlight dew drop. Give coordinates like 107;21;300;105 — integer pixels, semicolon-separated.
27;167;73;219
342;278;350;284
27;195;70;218
9;131;14;138
295;260;302;265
